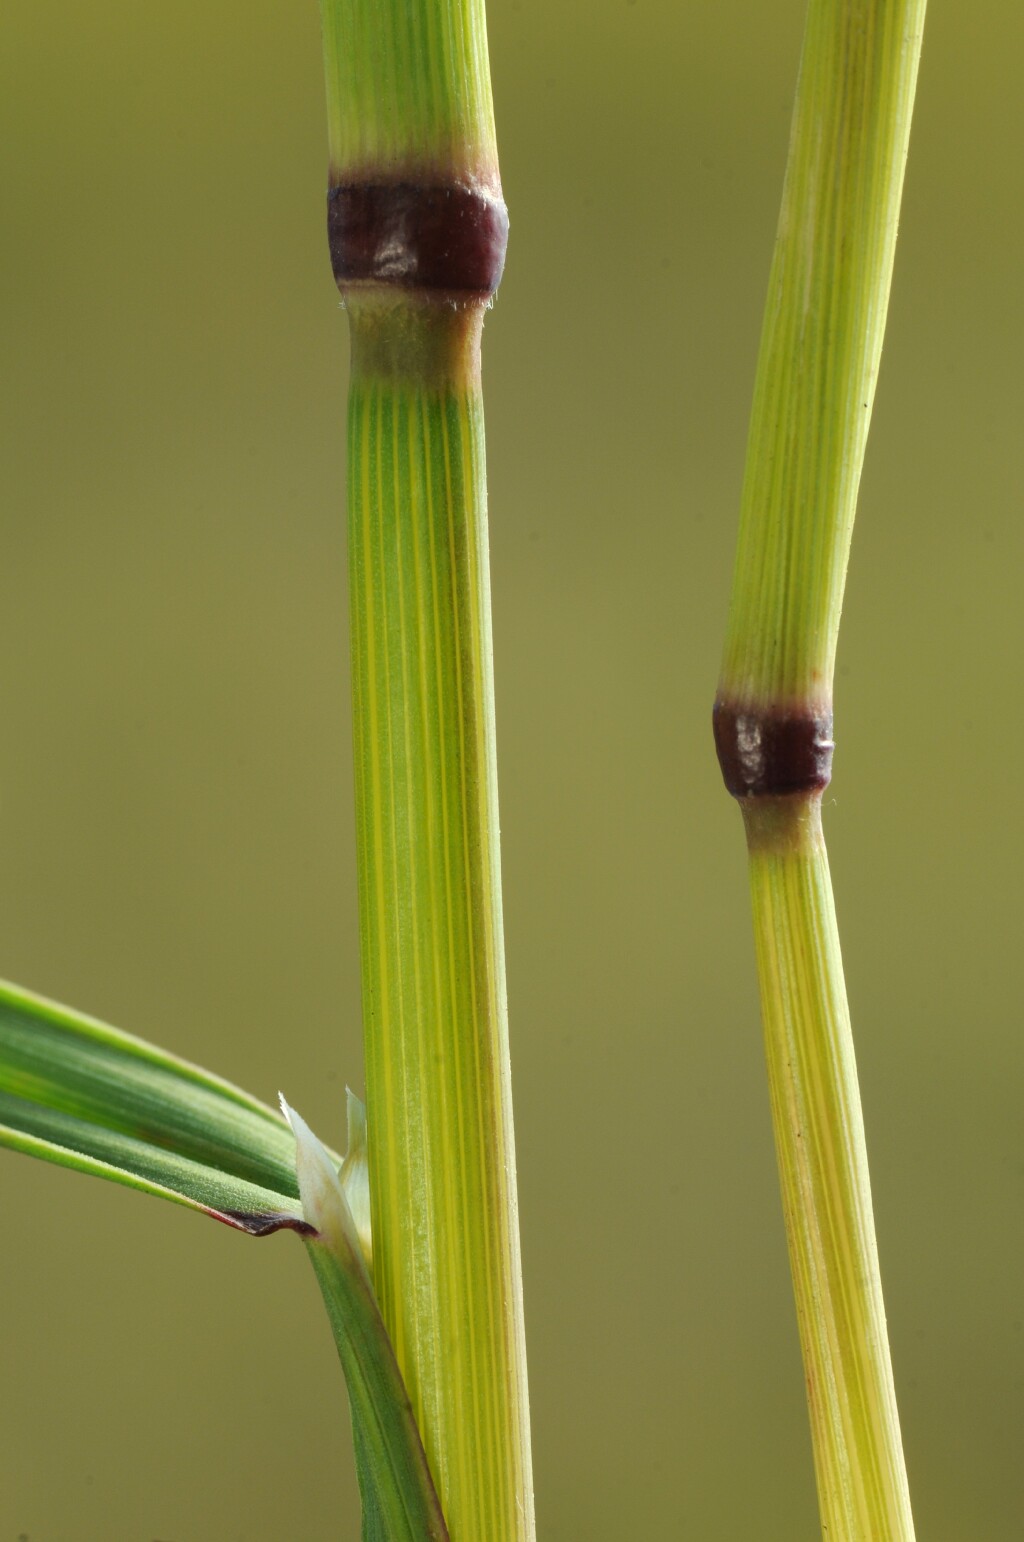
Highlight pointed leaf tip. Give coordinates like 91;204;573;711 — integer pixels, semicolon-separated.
214;1207;316;1238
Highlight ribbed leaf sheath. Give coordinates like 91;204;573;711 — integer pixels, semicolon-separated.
347;305;532;1542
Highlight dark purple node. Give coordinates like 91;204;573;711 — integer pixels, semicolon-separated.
329;182;509;297
713;701;834;799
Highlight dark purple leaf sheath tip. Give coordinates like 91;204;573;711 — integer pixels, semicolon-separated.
329;182;509;297
713;701;834;799
216;1209;317;1238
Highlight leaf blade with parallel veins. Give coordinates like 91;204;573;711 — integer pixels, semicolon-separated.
0;978;342;1235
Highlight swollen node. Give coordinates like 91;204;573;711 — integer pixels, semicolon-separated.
712;700;834;800
329;182;509;299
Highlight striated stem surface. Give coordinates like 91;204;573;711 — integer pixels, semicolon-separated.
715;2;927;1537
742;794;914;1540
345;294;532;1542
318;6;534;1535
719;0;926;712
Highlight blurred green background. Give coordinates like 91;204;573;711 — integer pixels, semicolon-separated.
1;2;1021;1537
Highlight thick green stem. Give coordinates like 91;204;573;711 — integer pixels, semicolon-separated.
347;299;533;1541
318;2;533;1534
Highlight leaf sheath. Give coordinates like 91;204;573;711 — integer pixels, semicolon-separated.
346;300;534;1541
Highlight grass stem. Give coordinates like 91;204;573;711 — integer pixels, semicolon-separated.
716;3;927;1535
743;797;914;1538
319;3;534;1535
346;297;532;1541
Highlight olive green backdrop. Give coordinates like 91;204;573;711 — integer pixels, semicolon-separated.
1;3;1021;1538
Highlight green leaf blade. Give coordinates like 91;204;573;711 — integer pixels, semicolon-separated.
0;979;340;1235
0;1088;309;1235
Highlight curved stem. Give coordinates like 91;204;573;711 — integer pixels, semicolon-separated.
716;2;927;1536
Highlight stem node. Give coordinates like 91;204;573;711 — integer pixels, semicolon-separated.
712;699;834;800
329;181;508;300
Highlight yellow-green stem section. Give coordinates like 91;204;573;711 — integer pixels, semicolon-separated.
743;797;913;1540
720;0;926;708
320;0;499;184
720;5;927;1530
347;298;533;1542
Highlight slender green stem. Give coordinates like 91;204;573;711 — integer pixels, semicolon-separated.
716;3;927;1538
721;0;927;712
743;799;914;1538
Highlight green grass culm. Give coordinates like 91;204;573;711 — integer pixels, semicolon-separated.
715;3;927;1537
4;1;985;1538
